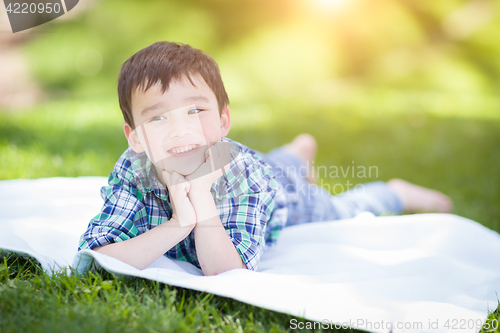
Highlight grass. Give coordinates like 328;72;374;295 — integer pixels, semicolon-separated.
0;252;310;333
1;90;499;332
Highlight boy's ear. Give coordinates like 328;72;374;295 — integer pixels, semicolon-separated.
123;123;145;153
220;105;231;137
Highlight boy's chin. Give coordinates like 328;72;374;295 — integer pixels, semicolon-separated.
155;161;202;177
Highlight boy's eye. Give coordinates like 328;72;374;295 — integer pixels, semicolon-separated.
149;115;166;122
188;108;202;115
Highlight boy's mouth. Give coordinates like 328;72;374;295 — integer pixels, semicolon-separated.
167;144;200;156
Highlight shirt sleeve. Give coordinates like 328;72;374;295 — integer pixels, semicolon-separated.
78;168;149;251
214;152;279;271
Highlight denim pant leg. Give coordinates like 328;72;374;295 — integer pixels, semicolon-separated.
328;181;404;220
255;147;404;226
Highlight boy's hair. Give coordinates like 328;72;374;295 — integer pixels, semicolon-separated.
118;41;229;129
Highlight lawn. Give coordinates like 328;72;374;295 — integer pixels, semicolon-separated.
1;90;499;332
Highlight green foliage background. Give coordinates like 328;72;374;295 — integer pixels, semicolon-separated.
2;0;498;226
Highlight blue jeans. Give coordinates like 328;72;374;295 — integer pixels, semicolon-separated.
255;147;404;227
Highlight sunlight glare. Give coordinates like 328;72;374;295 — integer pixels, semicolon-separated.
315;0;349;10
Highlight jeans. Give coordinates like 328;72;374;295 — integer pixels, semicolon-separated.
255;147;404;227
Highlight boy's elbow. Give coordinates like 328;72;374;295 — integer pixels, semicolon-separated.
201;260;248;276
91;244;149;270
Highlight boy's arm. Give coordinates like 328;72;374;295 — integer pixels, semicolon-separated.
188;190;247;275
93;170;197;270
79;152;198;271
185;142;247;275
184;141;281;275
93;217;194;270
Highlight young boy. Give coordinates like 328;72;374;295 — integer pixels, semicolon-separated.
78;41;452;276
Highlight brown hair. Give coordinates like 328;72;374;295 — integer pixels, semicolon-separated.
118;41;229;129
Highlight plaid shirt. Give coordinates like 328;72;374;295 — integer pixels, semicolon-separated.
78;137;288;271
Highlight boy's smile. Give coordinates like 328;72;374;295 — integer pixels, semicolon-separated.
124;74;231;182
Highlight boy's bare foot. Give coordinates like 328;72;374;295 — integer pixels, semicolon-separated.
284;133;318;184
387;178;453;213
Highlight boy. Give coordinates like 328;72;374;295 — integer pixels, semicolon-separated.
78;42;452;276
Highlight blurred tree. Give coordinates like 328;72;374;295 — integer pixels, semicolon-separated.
20;0;500;101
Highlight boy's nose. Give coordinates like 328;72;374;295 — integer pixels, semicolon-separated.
168;116;195;138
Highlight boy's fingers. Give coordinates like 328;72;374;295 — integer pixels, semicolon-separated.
171;171;189;185
162;170;171;186
205;146;215;172
180;182;190;195
171;171;182;184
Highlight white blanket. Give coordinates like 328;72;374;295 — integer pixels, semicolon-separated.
1;177;499;333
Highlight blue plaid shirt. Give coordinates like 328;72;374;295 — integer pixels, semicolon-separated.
78;137;288;271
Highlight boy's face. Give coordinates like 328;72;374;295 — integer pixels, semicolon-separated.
124;74;231;178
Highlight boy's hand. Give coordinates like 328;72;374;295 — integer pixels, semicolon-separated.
186;141;231;194
163;170;197;227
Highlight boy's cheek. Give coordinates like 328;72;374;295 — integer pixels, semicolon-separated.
133;127;170;163
147;140;171;164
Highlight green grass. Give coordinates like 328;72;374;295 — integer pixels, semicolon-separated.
1;91;499;332
0;252;316;333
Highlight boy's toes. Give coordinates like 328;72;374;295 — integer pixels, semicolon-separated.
436;194;453;213
284;133;318;184
288;133;317;162
387;178;454;214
